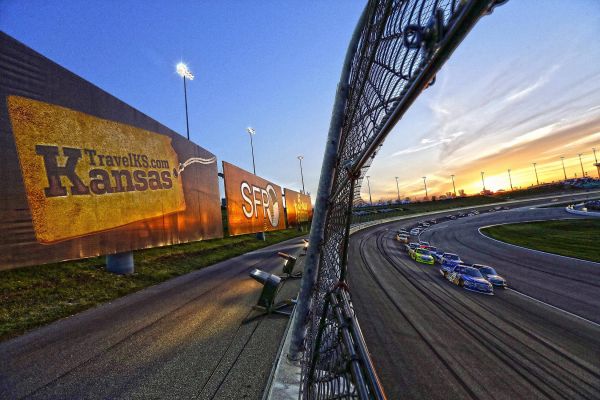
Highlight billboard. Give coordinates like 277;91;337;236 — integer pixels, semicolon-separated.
284;188;312;227
222;161;286;235
0;32;223;270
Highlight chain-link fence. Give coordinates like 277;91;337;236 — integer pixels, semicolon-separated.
290;1;506;398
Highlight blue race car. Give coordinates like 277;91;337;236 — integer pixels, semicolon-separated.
473;264;508;288
439;262;465;278
432;250;445;263
440;252;462;266
442;265;493;295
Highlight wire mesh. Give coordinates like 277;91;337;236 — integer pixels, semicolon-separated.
299;1;503;399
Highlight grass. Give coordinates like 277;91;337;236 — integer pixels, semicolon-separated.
481;219;600;263
0;229;305;342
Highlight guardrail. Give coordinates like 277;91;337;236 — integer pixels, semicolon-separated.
289;1;506;398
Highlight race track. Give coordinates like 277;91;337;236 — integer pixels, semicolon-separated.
348;202;600;399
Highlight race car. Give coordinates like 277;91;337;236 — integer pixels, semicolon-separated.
441;264;494;295
422;245;439;255
418;241;430;247
410;228;421;235
430;248;445;263
405;242;420;252
473;264;508;288
439;261;463;277
440;252;463;266
410;248;435;265
449;215;457;220
396;229;409;236
396;233;409;244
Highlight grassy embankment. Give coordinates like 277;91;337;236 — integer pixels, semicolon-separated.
0;229;305;342
481;219;600;263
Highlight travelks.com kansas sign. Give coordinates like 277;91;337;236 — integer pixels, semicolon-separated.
9;96;187;243
0;32;222;270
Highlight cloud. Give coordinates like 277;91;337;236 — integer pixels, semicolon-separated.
505;64;559;102
391;138;452;156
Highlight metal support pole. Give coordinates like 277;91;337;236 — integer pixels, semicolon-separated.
395;177;400;202
288;3;369;359
422;176;428;198
533;163;539;185
250;133;256;175
183;76;190;140
508;169;513;190
106;252;134;275
451;174;457;197
578;153;585;177
561;157;567;180
481;171;486;191
366;176;372;205
299;156;306;193
593;148;599;178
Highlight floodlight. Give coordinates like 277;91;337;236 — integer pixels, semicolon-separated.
176;62;194;80
249;269;282;309
277;252;301;279
247;268;295;319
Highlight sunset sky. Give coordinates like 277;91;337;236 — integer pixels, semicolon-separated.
1;1;599;202
364;1;600;201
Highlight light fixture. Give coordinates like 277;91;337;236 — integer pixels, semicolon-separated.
246;127;257;175
277;252;301;279
247;268;294;319
175;62;194;140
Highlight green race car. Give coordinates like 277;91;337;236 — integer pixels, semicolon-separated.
410;248;434;265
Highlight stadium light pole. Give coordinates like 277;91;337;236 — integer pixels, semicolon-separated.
450;174;457;197
176;62;194;140
297;155;305;193
578;153;585;177
507;169;513;190
246;127;256;174
366;176;373;205
593;148;599;178
422;176;428;198
395;177;400;202
560;156;567;181
481;171;486;192
532;162;539;185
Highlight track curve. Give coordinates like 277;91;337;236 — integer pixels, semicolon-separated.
420;206;600;323
348;204;600;399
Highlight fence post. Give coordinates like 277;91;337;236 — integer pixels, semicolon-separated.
288;4;371;360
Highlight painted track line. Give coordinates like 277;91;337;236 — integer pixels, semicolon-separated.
508;288;600;328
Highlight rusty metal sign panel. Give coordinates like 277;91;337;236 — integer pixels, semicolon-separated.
0;32;223;270
222;161;286;235
284;188;312;227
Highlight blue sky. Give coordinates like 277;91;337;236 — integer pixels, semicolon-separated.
1;0;599;201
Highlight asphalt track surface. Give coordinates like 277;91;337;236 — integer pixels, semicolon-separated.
0;238;304;400
349;201;600;399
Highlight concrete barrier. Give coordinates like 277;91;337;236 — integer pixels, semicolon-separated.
565;204;600;217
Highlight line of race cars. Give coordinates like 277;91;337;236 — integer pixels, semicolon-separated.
394;212;509;295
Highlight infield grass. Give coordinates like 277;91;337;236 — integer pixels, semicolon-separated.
481;219;600;263
0;229;305;342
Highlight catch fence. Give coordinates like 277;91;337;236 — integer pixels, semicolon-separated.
290;0;507;399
